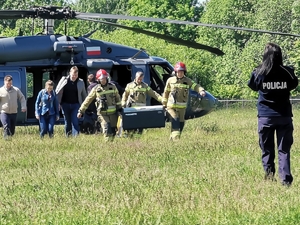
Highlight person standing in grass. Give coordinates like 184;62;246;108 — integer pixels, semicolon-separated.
77;69;122;142
81;74;99;134
56;66;87;137
0;75;27;139
35;80;60;138
248;43;299;187
162;62;206;141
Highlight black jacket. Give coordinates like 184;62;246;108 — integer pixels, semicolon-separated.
248;65;298;117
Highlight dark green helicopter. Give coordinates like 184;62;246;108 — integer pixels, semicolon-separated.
0;6;298;126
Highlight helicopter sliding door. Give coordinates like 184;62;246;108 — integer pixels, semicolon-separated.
0;66;27;124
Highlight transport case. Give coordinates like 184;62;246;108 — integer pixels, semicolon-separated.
121;105;166;130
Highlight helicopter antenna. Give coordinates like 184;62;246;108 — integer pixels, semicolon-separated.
82;29;97;38
131;48;147;59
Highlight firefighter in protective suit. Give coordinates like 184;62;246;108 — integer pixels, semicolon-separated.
162;62;206;140
77;69;122;141
120;71;163;137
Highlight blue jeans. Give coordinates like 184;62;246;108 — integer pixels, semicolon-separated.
0;113;17;136
61;103;80;137
39;114;56;138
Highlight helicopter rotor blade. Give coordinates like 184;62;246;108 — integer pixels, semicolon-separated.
76;13;300;38
1;9;299;38
78;17;224;56
0;10;36;19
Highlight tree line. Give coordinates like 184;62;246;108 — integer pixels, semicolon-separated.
1;0;300;99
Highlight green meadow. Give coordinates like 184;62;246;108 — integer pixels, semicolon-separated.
1;107;300;224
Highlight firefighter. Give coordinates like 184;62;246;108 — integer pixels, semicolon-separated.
162;62;206;140
77;69;122;142
121;71;163;137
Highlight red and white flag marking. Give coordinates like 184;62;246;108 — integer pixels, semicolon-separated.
86;46;101;56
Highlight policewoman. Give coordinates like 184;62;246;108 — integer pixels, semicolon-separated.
248;43;298;186
162;62;206;140
77;69;122;141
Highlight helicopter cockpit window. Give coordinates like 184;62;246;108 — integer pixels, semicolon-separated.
26;72;33;98
148;64;172;101
150;64;173;85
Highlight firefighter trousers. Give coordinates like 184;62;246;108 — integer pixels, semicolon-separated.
98;113;118;142
166;107;185;140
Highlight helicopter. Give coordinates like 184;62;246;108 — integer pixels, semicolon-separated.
0;5;224;126
1;6;298;126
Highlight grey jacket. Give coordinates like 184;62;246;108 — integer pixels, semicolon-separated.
55;76;87;105
0;85;27;114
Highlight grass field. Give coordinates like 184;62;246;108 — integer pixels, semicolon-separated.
1;108;300;224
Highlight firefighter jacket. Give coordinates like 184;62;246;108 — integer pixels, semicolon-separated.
78;82;121;115
121;81;162;107
162;76;204;109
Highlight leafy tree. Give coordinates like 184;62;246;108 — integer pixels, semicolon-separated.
122;0;204;40
198;0;257;49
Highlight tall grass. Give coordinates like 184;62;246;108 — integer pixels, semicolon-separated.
1;108;300;224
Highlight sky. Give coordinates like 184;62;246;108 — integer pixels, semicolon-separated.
197;0;207;6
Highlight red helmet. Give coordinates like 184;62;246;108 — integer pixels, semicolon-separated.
174;62;187;72
96;69;109;80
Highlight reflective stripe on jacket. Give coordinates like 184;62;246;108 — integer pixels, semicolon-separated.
79;82;121;115
162;76;204;109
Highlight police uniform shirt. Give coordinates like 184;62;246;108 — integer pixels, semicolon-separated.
248;65;298;117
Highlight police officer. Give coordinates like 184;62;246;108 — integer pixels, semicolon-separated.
162;62;206;140
121;71;163;137
77;69;122;142
248;43;298;186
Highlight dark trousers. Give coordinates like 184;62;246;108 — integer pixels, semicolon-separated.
61;103;80;137
39;114;56;138
258;117;294;184
0;113;17;136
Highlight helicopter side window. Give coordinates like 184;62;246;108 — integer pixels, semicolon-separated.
27;72;34;98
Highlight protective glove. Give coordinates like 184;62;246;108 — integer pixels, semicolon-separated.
199;90;206;97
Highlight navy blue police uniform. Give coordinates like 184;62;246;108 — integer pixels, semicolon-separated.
248;65;298;185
